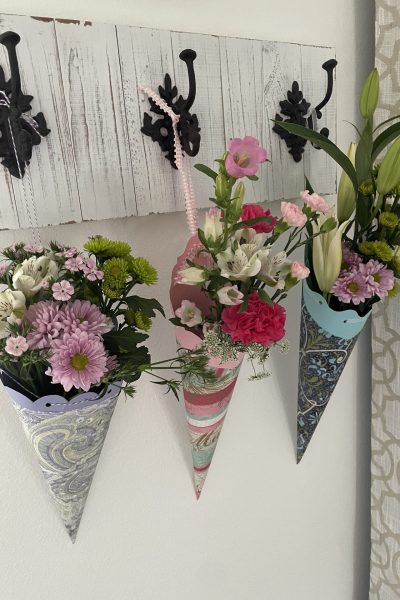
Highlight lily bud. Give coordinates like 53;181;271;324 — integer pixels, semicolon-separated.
312;216;349;293
377;137;400;195
359;68;379;119
215;174;228;200
337;143;357;222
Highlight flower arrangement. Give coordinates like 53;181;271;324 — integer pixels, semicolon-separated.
276;68;400;314
275;68;400;461
0;237;210;400
173;135;335;379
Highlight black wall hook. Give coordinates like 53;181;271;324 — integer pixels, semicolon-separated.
141;49;201;168
0;30;50;179
273;59;337;162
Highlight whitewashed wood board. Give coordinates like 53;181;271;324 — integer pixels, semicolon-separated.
0;13;336;229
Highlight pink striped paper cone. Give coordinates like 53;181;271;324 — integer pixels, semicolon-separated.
171;236;243;497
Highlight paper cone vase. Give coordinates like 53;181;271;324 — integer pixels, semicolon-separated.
171;236;243;497
297;281;370;462
3;377;120;542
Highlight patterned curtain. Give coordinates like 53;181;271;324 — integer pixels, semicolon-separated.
370;2;400;598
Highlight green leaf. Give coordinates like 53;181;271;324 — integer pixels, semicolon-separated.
194;164;218;180
372;122;400;161
124;295;165;317
355;120;373;183
247;174;259;181
231;216;275;231
355;193;372;229
272;120;358;192
373;114;400;133
304;176;314;194
197;228;209;251
103;328;148;353
258;289;273;305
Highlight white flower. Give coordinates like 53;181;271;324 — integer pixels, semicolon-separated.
178;266;207;285
258;251;291;286
204;208;223;243
217;228;269;281
175;300;202;327
12;256;59;298
217;284;244;305
0;289;26;338
312;215;349;293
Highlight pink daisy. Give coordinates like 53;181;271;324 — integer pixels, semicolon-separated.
52;280;74;301
106;354;119;373
5;335;29;357
363;260;394;299
59;300;112;336
330;270;372;305
46;330;107;392
82;259;104;281
341;242;363;270
25;301;64;349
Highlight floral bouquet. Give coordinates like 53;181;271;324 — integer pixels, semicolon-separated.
275;69;400;461
171;136;335;495
0;237;209;539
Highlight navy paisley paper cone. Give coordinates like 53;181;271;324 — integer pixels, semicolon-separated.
297;281;370;463
4;379;120;542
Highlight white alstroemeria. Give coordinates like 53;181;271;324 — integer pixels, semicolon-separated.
0;289;26;338
178;266;207;285
175;300;202;327
234;227;266;250
12;256;59;298
217;284;244;306
259;250;291;286
217;227;269;281
312;215;349;293
204;208;223;243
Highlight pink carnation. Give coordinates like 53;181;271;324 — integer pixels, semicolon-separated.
221;292;286;346
225;136;268;178
300;190;330;214
240;204;277;233
46;330;107;392
25;301;64;349
290;261;310;280
59;300;112;336
281;201;307;227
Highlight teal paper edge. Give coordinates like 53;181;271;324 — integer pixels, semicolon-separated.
303;280;371;340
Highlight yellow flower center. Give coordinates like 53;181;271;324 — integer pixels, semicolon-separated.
348;282;359;293
70;353;89;371
234;152;250;167
373;273;381;283
187;309;195;319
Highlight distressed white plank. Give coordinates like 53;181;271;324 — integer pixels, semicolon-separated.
219;36;267;204
55;19;136;221
301;44;337;195
263;40;305;202
0;14;82;228
0;170;19;229
117;26;179;215
170;31;225;210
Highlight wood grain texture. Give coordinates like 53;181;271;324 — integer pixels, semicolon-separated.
0;13;336;229
0;14;81;229
55;19;136;221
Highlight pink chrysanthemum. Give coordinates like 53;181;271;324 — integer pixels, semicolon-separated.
362;260;394;299
25;301;64;349
341;242;363;270
330;269;372;305
46;330;107;392
59;300;112;336
106;354;119;373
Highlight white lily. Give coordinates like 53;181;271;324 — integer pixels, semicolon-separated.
12;256;59;298
204;208;223;243
312;215;349;293
0;289;26;338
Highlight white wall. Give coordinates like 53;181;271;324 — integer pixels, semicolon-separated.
0;1;375;599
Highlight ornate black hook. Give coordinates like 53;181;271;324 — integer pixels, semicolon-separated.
0;30;50;178
273;59;337;162
141;48;201;168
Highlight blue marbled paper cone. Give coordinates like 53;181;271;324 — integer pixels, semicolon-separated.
5;382;120;542
297;282;370;463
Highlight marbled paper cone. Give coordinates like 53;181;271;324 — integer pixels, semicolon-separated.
5;382;120;542
297;282;370;463
183;359;242;497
